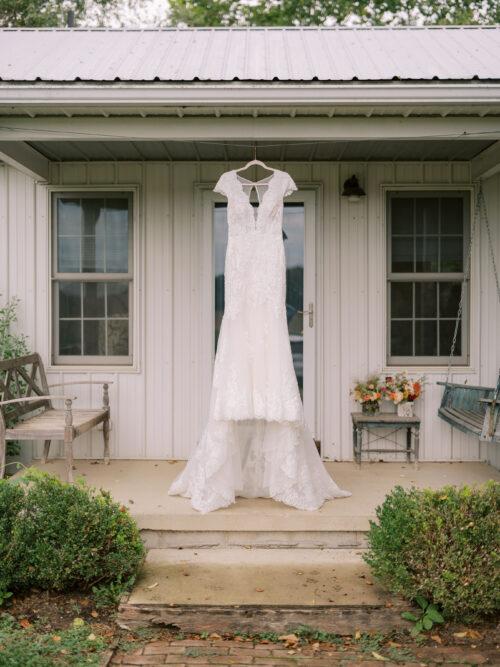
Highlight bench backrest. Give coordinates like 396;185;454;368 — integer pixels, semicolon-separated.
440;384;494;417
0;353;51;425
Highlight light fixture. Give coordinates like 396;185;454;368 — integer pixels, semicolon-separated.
342;174;366;202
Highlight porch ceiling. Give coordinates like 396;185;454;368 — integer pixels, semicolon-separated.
27;138;494;162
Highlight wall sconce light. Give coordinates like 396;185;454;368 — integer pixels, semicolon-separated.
342;174;366;202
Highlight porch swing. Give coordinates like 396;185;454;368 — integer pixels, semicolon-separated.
437;183;500;444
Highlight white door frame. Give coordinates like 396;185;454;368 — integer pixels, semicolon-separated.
199;185;320;444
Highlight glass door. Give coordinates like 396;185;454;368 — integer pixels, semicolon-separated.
212;192;317;436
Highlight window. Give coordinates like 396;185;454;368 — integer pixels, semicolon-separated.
387;191;469;366
52;192;133;365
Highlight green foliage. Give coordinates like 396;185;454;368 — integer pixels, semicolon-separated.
168;0;500;27
0;613;106;666
0;295;28;362
0;295;30;457
0;469;144;599
0;0;121;27
364;482;500;622
401;596;444;636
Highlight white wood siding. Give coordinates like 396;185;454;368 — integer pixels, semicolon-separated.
1;160;499;465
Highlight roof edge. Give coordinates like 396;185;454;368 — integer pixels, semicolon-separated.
1;82;500;107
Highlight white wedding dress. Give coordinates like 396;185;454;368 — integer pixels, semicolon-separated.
168;168;351;513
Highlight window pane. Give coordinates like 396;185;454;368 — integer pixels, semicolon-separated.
59;320;81;355
106;199;129;273
441;197;463;235
83;282;105;318
392;237;413;272
391;320;412;356
59;282;81;318
440;320;462;357
107;283;129;318
82;236;105;273
58;198;81;236
391;282;413;317
440;236;463;272
108;320;129;356
106;233;128;273
83;320;106;355
439;282;461;317
415;236;438;272
416;198;439;235
415;320;437;356
82;198;105;236
58;237;81;273
415;282;437;317
391;198;413;234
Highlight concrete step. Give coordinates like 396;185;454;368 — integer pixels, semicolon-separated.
118;547;411;633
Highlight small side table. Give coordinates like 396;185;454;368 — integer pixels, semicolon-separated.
351;412;420;465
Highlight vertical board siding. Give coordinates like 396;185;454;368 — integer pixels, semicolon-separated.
1;159;498;465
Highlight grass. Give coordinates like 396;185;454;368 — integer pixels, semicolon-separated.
0;613;106;666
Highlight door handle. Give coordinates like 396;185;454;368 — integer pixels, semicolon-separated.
298;302;314;328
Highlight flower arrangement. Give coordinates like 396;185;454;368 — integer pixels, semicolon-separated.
351;375;382;415
381;372;424;405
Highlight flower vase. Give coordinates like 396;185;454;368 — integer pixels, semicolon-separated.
362;401;380;416
397;401;414;418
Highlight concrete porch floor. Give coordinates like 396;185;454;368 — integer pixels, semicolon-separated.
29;459;499;533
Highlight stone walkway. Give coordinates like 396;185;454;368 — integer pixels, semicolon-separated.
109;637;498;666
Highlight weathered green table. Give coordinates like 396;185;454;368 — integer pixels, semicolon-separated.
351;412;421;465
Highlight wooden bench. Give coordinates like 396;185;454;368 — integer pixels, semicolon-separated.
0;353;111;482
437;374;500;444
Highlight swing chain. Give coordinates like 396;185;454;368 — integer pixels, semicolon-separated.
445;184;481;384
480;186;500;306
446;182;500;385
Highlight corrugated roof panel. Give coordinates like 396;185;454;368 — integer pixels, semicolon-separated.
0;26;499;83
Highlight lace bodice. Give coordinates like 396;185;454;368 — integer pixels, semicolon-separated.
214;169;297;236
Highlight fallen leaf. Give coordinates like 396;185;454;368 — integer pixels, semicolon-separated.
466;630;483;640
210;633;222;640
372;651;389;661
453;632;467;638
287;650;296;654
52;636;62;643
255;587;265;592
90;611;99;618
19;619;31;629
279;634;299;648
128;499;135;504
146;582;159;590
387;641;401;648
87;633;96;641
72;618;85;627
182;572;190;577
312;642;320;651
354;630;361;640
431;635;442;644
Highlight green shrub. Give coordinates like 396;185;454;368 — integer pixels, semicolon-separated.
364;482;500;623
0;469;145;598
0;480;24;596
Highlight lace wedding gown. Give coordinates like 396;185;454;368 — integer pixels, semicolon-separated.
168;168;351;513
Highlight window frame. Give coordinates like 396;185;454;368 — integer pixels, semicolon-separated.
386;189;470;367
51;190;134;366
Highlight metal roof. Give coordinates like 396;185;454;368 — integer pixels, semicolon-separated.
0;26;499;83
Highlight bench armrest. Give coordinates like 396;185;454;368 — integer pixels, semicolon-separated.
479;398;500;405
0;395;76;407
48;381;113;388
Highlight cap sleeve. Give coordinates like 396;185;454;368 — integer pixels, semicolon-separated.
284;173;298;197
214;171;230;196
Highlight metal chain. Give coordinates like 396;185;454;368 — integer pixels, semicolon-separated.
445;184;481;385
480;186;500;306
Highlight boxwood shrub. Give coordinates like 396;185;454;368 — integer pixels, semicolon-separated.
0;469;144;598
364;481;500;622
